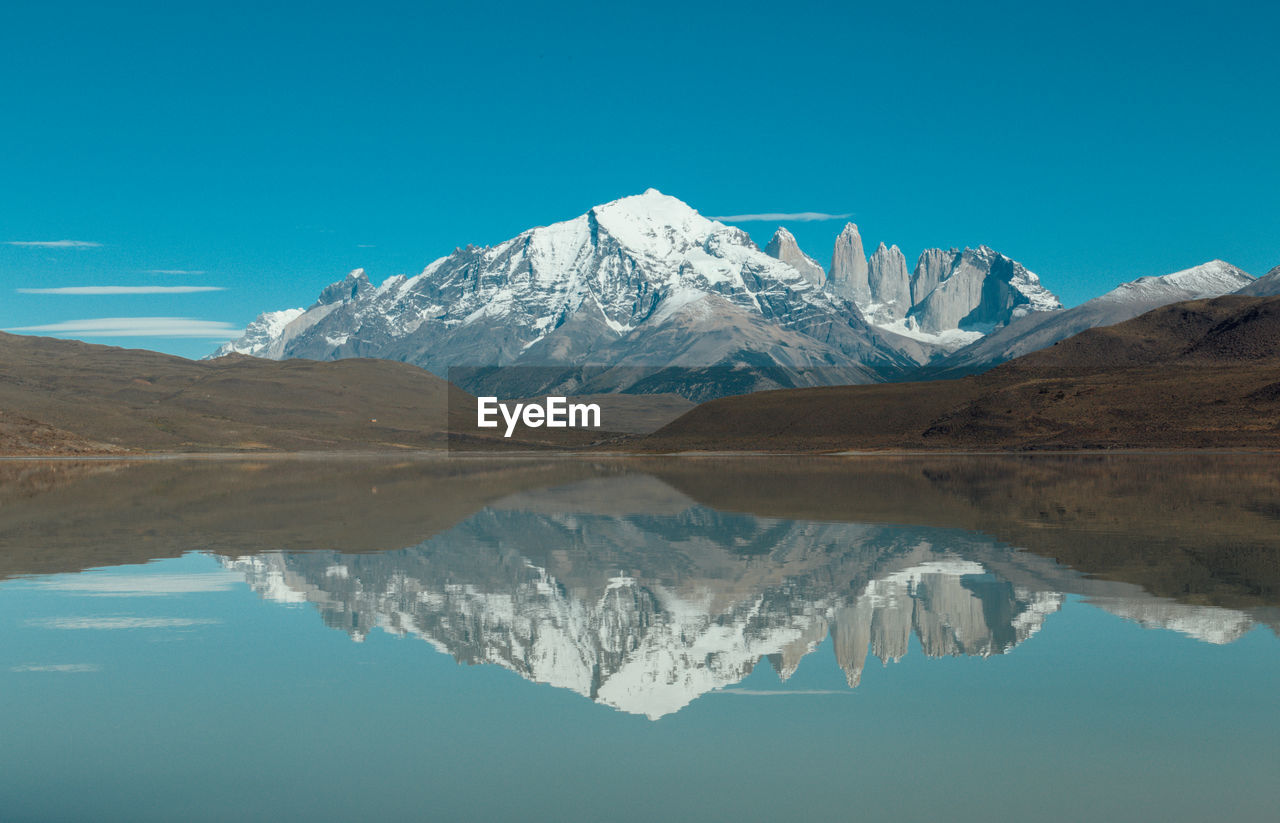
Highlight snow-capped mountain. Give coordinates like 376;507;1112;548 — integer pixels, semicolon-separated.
1098;259;1255;303
215;190;928;398
929;259;1256;376
214;191;1063;397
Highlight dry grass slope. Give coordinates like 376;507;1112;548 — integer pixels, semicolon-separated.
639;295;1280;451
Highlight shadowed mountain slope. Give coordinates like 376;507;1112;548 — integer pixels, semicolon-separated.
1236;265;1280;297
925;260;1255;377
639;295;1280;451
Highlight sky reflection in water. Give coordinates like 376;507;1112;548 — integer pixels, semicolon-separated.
0;457;1277;822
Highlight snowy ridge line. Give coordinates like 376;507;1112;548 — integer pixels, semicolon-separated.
210;190;1072;397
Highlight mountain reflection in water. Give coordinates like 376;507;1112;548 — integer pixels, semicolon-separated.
216;473;1276;719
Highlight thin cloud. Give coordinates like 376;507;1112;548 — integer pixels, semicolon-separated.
7;317;244;338
708;212;854;223
35;572;244;597
17;286;224;295
143;269;207;275
5;240;102;248
356;244;376;248
10;663;101;673
713;689;851;696
27;617;222;630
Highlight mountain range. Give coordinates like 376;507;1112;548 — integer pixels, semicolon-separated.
3;292;1278;455
214;190;1073;398
927;259;1258;377
213;190;1276;399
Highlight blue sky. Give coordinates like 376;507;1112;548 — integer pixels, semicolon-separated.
2;0;1277;358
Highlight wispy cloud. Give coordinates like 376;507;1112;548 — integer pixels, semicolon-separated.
143;269;206;275
708;212;853;223
5;240;102;248
27;617;222;630
713;689;851;697
34;572;244;597
10;663;101;673
356;244;376;248
17;286;224;295
7;317;244;338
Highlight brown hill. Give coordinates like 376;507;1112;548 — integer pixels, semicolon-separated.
0;333;675;454
0;332;461;452
638;295;1280;451
1002;295;1280;370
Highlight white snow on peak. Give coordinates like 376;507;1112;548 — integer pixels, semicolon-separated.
1099;260;1253;303
1007;264;1061;312
1087;597;1255;644
590;189;724;259
208;188;840;367
209;307;305;358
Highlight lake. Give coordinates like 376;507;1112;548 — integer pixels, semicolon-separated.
1;455;1277;822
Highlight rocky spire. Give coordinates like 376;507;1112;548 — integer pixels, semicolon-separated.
867;242;911;320
763;227;825;286
911;248;958;306
827;222;870;305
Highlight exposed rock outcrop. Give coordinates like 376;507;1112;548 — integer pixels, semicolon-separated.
764;227;825;287
827;222;870;305
907;245;1060;334
867;242;911;320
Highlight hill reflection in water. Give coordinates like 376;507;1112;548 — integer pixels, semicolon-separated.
4;455;1280;822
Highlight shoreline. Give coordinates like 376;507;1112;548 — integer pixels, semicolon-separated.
4;446;1279;461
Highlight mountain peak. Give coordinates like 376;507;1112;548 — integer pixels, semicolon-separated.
828;223;869;304
315;268;372;306
593;188;692;218
588;190;714;256
1101;260;1253;303
765;226;824;286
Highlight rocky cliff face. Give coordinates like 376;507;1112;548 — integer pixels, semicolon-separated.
764;227;825;287
827;223;871;305
867;242;912;321
821;228;1060;347
912;248;956;305
906;245;1062;335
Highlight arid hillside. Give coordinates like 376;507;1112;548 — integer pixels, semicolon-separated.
638;295;1280;452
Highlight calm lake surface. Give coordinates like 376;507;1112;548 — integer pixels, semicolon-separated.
1;455;1277;822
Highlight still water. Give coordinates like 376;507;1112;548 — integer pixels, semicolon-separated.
1;456;1277;822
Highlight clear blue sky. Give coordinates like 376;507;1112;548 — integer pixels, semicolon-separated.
2;0;1277;358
